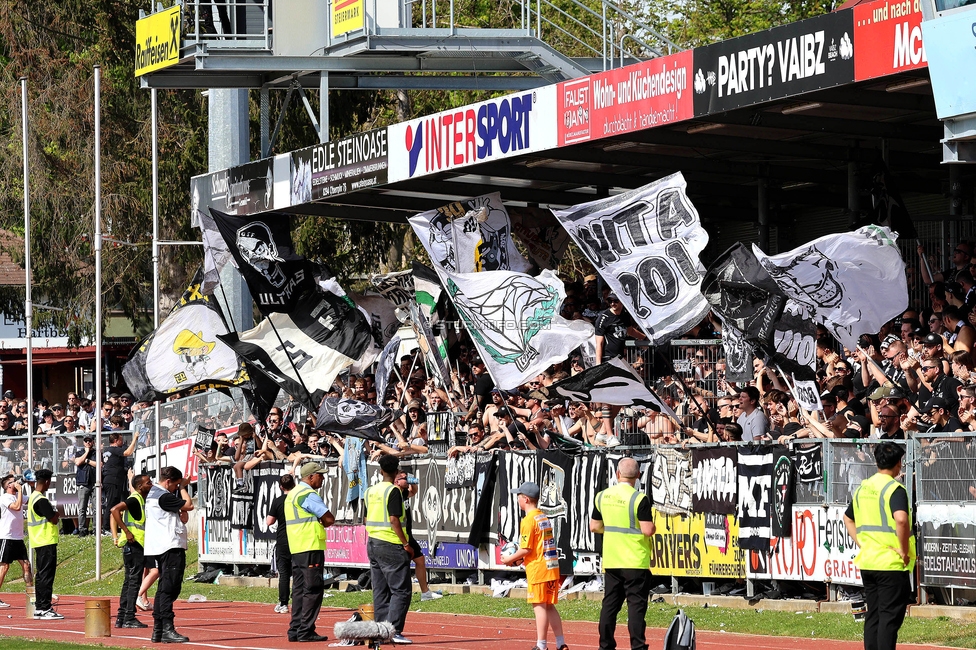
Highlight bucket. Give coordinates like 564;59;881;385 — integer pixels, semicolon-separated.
84;598;112;638
358;604;375;621
702;582;715;596
24;586;34;619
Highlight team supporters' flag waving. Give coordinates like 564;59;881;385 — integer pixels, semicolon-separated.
549;357;672;416
408;192;532;273
369;269;413;320
551;173;709;344
314;397;399;443
123;269;247;401
374;335;401;406
753;225;909;351
209;208;314;314
443;268;593;389
193;208;236;296
219;290;372;406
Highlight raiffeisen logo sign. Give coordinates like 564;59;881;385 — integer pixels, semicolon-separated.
388;86;557;183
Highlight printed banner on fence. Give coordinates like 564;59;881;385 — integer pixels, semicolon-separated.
692;447;737;515
747;505;861;585
569;451;607;553
794;444;823;483
651;448;692;515
252;463;287;541
205;465;233;521
649;512;745;578
771;445;794;537
920;521;976;588
231;467;255;531
557;50;694;146
737;447;773;551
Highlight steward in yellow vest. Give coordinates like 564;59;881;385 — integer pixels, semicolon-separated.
110;473;153;628
285;462;334;643
27;469;61;619
590;457;655;650
365;454;413;644
843;441;914;650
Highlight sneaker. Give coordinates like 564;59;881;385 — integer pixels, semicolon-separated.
0;600;8;608
136;596;151;611
274;603;288;613
595;433;608;444
420;591;442;601
605;435;621;448
391;634;413;645
33;609;64;620
233;483;248;494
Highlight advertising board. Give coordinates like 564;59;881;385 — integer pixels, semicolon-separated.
853;0;926;81
135;6;181;77
649;512;746;579
289;129;388;204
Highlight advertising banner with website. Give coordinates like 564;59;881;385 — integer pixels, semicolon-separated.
191;158;275;219
289;129;388;205
746;505;862;586
853;0;926;81
388;86;558;183
920;520;976;588
692;10;855;115
649;512;746;579
557;50;694;147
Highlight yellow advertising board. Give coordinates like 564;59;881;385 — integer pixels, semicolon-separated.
332;0;365;37
649;512;745;579
135;6;182;76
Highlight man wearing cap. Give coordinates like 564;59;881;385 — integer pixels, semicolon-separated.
843;442;915;650
917;397;963;433
286;462;335;643
73;434;97;536
915;354;960;415
590;457;655;650
365;454;413;645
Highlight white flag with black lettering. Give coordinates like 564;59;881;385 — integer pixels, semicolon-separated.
753;225;908;351
551;173;710;344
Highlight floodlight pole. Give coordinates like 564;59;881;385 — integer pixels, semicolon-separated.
21;78;34;475
152;88;162;483
94;65;103;581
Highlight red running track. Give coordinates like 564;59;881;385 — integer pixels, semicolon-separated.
0;593;956;650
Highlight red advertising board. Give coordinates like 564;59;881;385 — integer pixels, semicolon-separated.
557;50;694;146
853;0;926;81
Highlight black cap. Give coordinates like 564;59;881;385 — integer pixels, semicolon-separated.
921;396;950;413
83;435;94;442
922;333;943;347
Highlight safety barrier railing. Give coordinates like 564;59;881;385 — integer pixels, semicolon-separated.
181;0;272;50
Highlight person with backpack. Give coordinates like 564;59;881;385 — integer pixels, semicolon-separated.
590;457;655;650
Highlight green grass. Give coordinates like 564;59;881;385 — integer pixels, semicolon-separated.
3;536;976;647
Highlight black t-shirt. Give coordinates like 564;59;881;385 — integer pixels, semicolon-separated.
32;495;57;520
594;309;633;359
124;495;143;522
75;448;96;487
845;482;909;520
399;488;413;534
473;373;495;410
287;443;312;456
387;486;403;519
591;492;653;522
102;445;127;485
269;494;289;549
158;491;185;513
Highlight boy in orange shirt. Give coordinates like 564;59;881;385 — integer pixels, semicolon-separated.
501;481;568;650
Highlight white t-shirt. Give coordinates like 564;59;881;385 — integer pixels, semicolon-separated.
0;493;25;540
737;408;770;442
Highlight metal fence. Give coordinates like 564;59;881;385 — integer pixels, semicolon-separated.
914;433;976;503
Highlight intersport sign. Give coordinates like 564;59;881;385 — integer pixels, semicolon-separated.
388;87;557;183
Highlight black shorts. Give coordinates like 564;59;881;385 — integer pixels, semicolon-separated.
408;538;423;560
144;554;159;571
0;539;28;564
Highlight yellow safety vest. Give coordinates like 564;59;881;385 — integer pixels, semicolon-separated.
852;472;916;572
117;491;146;548
365;483;404;545
284;482;327;554
595;482;651;570
27;491;59;548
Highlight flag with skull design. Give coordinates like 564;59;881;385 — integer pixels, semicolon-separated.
314;397;399;443
209;208;315;314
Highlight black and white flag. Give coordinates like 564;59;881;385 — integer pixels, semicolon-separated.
691;447;737;515
219;289;373;406
703;242;785;346
374;335;401;406
650;448;692;515
549;357;671;414
123;270;247;401
314;398;398;443
753;226;908;352
551;173;710;344
369;270;414;319
793;444;823;484
737;447;773;551
771;445;794;538
210;208;315;314
719;319;754;384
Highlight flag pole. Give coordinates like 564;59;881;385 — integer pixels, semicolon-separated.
93;65;103;581
21;78;34;479
151;87;162;483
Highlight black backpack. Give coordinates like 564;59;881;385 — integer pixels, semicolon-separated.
663;609;696;650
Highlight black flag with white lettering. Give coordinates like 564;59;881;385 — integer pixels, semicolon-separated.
703;242;786;346
737;447;773;551
691;447;737;515
770;445;794;538
209;208;315;314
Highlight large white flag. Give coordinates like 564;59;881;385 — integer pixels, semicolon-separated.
444;268;593;389
551;173;710;344
408;192;531;273
752;225;908;351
